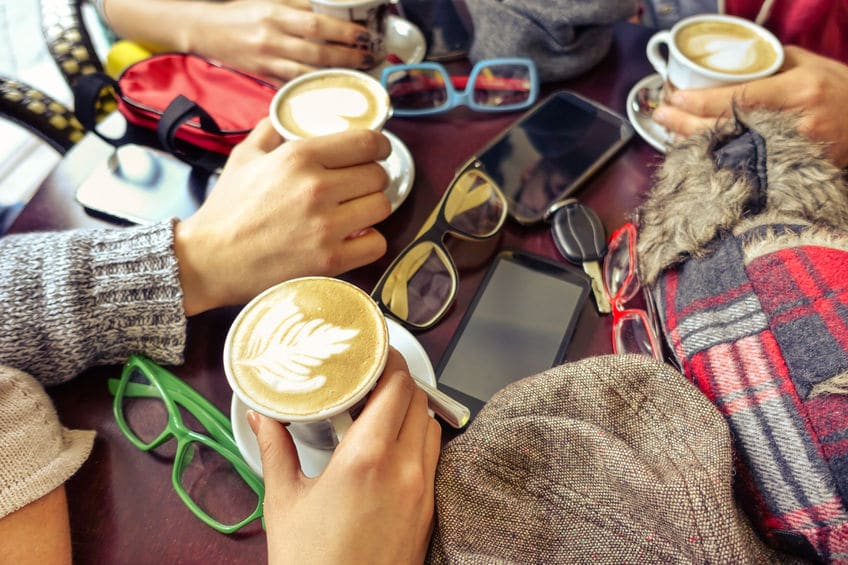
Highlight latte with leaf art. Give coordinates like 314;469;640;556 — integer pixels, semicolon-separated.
225;277;389;418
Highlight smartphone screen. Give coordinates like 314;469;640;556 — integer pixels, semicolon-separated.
436;249;590;416
473;90;633;225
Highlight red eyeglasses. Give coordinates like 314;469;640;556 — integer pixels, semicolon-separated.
602;222;662;359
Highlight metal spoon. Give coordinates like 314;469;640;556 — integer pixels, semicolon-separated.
411;376;471;429
632;83;663;118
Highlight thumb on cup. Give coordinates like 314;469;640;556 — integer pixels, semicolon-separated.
247;410;304;486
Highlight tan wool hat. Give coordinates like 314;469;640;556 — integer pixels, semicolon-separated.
427;355;798;564
0;365;95;518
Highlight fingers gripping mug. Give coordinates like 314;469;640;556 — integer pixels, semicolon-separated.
224;277;389;450
309;0;392;64
646;14;784;91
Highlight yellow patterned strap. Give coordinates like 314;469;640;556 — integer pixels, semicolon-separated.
0;76;85;154
40;0;116;119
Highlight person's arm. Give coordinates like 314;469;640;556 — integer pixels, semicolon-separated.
102;0;374;82
653;46;848;168
251;348;441;565
0;120;391;384
0;486;72;565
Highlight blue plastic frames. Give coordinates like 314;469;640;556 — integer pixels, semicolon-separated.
380;58;539;116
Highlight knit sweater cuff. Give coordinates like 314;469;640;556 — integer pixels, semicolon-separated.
82;220;187;373
0;220;187;384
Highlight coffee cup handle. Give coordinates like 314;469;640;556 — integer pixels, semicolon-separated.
329;411;354;446
646;31;672;82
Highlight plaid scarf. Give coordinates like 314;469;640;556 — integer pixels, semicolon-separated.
655;223;848;561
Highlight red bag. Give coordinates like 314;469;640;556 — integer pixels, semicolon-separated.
74;53;277;170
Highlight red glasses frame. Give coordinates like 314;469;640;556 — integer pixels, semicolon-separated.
603;222;662;360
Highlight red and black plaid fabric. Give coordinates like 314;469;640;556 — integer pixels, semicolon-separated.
654;223;848;561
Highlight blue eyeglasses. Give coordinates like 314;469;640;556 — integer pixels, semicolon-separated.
380;58;539;116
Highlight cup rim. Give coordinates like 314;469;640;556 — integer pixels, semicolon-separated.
666;13;785;81
223;276;390;423
269;68;391;140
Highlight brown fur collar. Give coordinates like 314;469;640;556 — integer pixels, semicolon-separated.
636;109;848;287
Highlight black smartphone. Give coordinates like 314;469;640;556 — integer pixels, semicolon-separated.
471;90;634;225
436;249;591;418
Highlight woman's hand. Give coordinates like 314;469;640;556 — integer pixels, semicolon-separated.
182;0;375;82
174;119;392;315
653;46;848;167
105;0;375;83
251;348;442;565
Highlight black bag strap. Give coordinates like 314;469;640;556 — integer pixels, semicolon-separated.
74;74;226;173
157;95;226;173
72;72;139;147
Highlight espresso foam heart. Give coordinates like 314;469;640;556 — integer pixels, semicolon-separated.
274;72;389;139
288;87;373;136
676;21;778;75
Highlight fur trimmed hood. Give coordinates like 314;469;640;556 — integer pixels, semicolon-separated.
636;109;848;286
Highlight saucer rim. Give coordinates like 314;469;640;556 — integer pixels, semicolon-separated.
366;15;427;79
382;129;415;213
626;73;671;154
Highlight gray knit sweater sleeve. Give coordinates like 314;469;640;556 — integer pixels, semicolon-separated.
0;221;187;385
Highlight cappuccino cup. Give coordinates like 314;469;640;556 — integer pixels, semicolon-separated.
224;276;389;450
309;0;391;64
646;14;783;91
270;68;391;140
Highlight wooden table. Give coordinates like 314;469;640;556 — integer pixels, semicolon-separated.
10;22;661;564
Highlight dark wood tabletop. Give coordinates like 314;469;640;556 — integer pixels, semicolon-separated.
9;21;662;564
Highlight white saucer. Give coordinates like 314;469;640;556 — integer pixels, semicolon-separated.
382;129;414;212
231;316;436;478
626;73;672;153
366;15;426;79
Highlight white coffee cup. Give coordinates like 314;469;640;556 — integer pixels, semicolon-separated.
646;14;784;90
223;276;389;450
309;0;392;63
269;68;391;140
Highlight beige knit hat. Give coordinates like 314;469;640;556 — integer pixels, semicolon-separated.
427;355;797;564
0;365;95;518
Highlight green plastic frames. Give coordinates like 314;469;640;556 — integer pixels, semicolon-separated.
109;355;264;534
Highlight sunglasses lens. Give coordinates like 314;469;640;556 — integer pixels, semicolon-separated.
385;68;449;112
472;63;533;108
380;241;456;327
445;170;506;237
603;227;639;303
613;310;658;358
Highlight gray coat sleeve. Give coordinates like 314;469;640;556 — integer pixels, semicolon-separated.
465;0;640;82
0;221;187;385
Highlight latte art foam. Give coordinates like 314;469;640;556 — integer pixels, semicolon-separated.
275;73;389;138
677;21;778;75
234;295;360;394
227;278;388;417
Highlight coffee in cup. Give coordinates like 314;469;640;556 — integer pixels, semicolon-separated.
646;14;784;90
224;276;389;449
309;0;391;63
269;68;391;140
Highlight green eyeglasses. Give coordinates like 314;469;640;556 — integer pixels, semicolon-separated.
108;355;264;534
